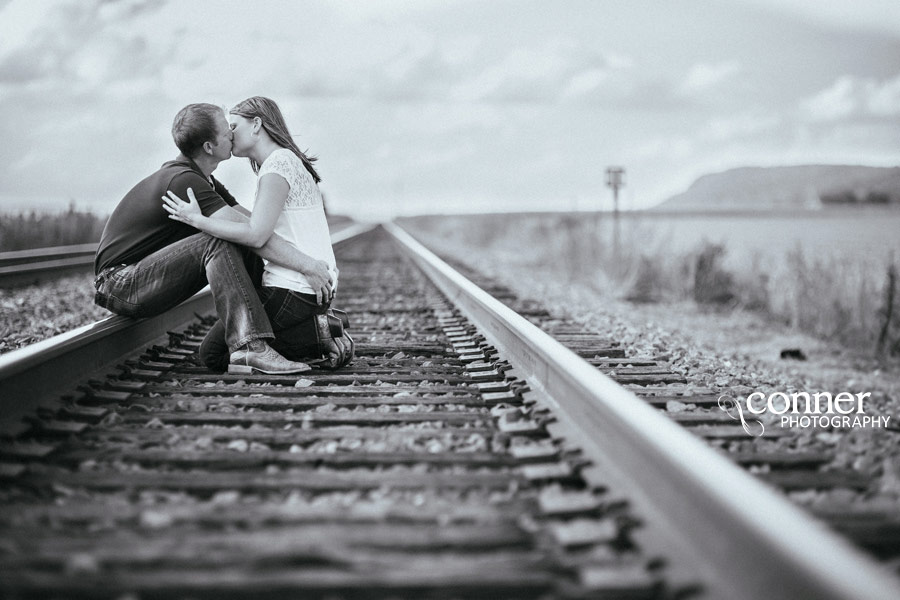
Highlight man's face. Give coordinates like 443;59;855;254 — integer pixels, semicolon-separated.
209;111;234;161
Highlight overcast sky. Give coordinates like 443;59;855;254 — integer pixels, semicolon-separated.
1;0;899;218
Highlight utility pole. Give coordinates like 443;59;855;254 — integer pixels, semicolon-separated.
606;167;626;270
605;166;625;216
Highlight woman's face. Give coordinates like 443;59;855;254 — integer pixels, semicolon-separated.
228;115;255;157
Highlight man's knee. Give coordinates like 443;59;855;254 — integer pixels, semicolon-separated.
199;232;239;252
199;234;262;283
198;233;250;266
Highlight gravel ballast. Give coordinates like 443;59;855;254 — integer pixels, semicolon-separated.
412;231;900;532
1;274;107;355
4;244;900;536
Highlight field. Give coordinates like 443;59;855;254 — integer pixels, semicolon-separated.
401;209;900;357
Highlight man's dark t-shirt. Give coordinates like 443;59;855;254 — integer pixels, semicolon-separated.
95;155;237;273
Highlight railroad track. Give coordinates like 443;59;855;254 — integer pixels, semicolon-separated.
0;243;97;288
0;217;356;289
424;241;900;562
1;223;899;599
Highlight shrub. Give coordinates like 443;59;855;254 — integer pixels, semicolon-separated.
692;242;735;305
877;262;900;357
624;255;665;303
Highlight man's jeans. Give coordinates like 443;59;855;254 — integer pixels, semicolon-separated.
199;286;324;372
94;233;274;351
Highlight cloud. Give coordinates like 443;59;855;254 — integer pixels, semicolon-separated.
561;68;610;99
677;61;741;97
95;0;162;21
1;0;899;217
352;38;621;106
727;0;900;36
441;42;699;111
368;34;468;101
557;58;744;111
801;73;900;121
700;112;781;141
0;0;171;90
631;136;695;161
0;47;56;83
279;34;638;109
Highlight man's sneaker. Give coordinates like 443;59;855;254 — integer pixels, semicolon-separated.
228;341;311;375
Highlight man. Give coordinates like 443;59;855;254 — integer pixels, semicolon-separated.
94;103;332;374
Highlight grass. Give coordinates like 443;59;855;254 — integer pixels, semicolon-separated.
402;213;900;359
610;224;899;358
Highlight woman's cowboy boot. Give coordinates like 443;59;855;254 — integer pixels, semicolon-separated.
328;308;350;328
313;312;355;369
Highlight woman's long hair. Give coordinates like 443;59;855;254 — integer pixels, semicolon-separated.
230;96;321;183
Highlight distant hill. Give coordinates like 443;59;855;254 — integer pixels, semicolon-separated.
655;165;900;211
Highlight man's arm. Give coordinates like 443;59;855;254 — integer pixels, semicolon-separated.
211;204;334;304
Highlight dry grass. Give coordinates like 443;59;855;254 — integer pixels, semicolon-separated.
402;213;900;358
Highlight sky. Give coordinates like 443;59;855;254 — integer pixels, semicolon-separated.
1;0;899;219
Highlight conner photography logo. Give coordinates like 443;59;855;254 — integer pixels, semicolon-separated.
718;391;892;437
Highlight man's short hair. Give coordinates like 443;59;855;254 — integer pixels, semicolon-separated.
171;103;223;158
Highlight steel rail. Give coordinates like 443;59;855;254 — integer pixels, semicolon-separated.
0;223;375;436
0;221;363;287
0;243;98;266
384;221;900;600
0;243;98;287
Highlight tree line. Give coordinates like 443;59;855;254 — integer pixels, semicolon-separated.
0;204;107;252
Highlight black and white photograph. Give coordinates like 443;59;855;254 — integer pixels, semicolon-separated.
1;1;899;598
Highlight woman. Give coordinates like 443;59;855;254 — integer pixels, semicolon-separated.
163;96;352;372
